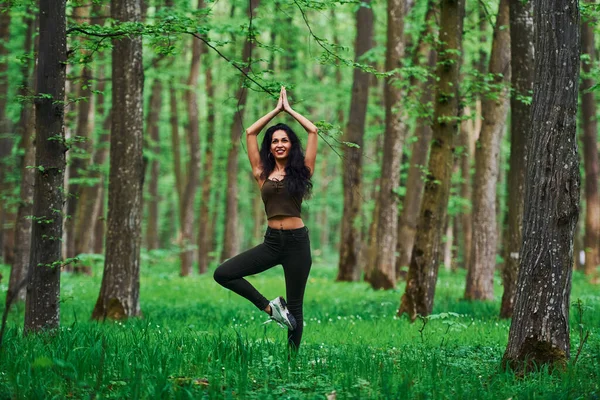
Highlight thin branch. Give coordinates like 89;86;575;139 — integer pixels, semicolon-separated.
66;26;136;37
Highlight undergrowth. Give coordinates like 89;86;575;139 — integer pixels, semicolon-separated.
0;254;598;399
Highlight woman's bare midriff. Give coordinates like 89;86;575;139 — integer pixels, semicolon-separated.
267;216;305;230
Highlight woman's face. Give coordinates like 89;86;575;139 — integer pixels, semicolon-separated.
270;130;291;161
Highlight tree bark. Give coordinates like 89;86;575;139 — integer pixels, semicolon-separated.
580;0;600;279
500;0;533;318
145;79;162;251
92;0;143;320
465;0;510;300
180;11;203;275
456;107;474;271
502;0;580;372
24;0;67;334
396;0;436;276
398;0;464;320
368;0;406;289
197;57;215;274
337;0;374;282
7;11;37;306
221;0;260;261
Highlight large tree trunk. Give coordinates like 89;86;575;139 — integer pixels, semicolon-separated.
465;0;510;300
500;0;533;318
398;0;464;320
23;0;67;334
396;1;436;276
502;0;580;372
180;11;203;276
221;0;260;261
145;79;162;251
580;0;600;279
368;0;407;289
7;11;37;306
65;3;94;263
92;0;143;320
337;0;374;282
197;57;215;274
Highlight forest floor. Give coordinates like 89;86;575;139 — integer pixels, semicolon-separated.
0;252;598;399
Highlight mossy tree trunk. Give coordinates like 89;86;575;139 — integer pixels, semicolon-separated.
465;0;510;301
502;0;580;372
500;0;533;318
24;0;67;334
337;0;374;282
92;0;143;320
398;0;464;321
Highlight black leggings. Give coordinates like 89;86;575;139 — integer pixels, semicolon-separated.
213;226;312;350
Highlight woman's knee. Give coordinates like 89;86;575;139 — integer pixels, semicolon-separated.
213;265;229;286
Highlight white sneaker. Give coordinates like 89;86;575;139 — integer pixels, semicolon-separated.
266;296;297;331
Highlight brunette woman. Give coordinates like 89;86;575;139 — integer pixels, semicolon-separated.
214;86;317;351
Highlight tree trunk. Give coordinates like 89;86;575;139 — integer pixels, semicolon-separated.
197;57;215;274
456;107;474;271
24;0;67;334
180;10;204;275
221;0;260;261
368;0;407;289
502;0;580;372
65;3;94;263
396;0;436;276
337;0;374;282
145;79;162;251
398;0;464;320
465;0;510;301
500;0;533;318
7;11;37;306
169;81;183;213
92;0;143;320
580;0;600;279
443;218;453;270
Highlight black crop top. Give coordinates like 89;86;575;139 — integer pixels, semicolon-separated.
260;178;302;219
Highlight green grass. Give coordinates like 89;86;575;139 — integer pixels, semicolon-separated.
0;253;598;399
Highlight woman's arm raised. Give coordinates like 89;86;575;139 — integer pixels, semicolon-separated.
282;88;318;176
246;88;284;183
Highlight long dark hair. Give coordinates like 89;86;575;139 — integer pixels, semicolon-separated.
260;123;312;199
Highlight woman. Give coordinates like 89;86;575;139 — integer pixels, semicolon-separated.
214;86;318;351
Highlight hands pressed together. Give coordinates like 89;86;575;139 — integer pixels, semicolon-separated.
276;86;292;113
